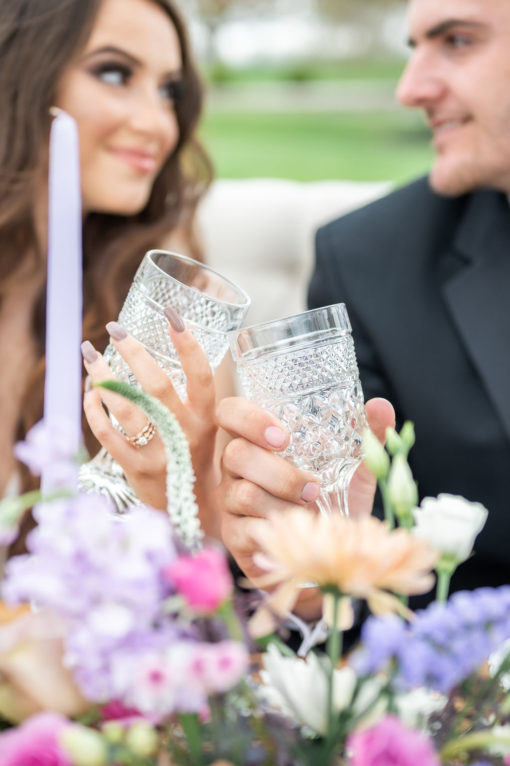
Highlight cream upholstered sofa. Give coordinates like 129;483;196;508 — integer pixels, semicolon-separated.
196;178;392;326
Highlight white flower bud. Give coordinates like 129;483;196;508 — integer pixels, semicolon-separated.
400;422;416;451
101;721;124;744
387;454;418;522
61;725;107;766
412;494;488;563
125;722;159;758
363;428;390;479
385;427;404;456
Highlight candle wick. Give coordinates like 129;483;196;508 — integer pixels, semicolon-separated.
49;106;66;118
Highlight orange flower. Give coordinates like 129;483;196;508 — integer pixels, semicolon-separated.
249;510;437;637
0;604;88;723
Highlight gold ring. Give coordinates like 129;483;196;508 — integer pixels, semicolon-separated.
125;420;156;448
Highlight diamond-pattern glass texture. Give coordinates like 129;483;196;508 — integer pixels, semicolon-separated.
237;336;366;488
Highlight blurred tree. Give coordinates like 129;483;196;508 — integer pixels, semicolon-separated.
194;0;274;61
315;0;406;52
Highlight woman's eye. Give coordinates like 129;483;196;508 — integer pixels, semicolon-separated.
92;64;132;86
160;80;184;104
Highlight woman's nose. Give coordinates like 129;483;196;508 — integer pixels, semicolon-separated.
128;84;174;137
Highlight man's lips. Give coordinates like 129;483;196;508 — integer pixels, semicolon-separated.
109;147;158;173
428;116;470;137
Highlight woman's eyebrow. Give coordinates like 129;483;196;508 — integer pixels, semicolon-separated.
80;45;141;66
79;45;183;77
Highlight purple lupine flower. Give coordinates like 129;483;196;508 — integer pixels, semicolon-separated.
351;613;406;676
352;586;510;695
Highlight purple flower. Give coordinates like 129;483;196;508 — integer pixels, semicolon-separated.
13;418;79;481
353;587;510;695
2;493;190;709
0;712;72;766
352;614;405;676
347;715;440;766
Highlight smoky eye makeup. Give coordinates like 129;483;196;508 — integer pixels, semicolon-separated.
160;78;185;103
87;60;133;85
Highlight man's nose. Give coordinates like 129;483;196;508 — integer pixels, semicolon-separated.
396;54;444;108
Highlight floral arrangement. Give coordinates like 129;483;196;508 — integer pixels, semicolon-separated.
0;384;509;766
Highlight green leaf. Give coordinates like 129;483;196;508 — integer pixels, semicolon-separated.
0;488;73;530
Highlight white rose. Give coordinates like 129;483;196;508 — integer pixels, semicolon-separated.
412;494;488;562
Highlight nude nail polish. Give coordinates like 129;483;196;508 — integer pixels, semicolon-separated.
301;482;320;503
81;340;98;364
164;306;185;333
106;321;127;341
264;426;286;448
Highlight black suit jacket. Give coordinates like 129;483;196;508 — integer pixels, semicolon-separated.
308;176;510;596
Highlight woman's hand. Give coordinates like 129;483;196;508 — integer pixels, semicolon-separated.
81;308;221;537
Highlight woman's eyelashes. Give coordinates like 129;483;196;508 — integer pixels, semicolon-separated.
90;61;133;86
160;79;184;104
88;61;184;104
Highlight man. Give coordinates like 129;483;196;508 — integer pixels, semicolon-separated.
217;0;510;607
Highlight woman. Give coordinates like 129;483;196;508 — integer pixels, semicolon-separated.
1;0;223;534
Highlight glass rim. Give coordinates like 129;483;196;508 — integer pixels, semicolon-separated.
229;303;351;359
146;249;251;310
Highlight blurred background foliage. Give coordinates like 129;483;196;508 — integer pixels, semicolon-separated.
184;0;432;184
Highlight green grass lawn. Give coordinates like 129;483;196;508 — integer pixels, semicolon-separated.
204;57;407;84
199;109;433;184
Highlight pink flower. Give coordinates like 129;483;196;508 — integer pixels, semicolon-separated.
191;641;249;695
0;712;72;766
347;715;440;766
164;547;233;613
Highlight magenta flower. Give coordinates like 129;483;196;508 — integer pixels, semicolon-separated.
0;712;72;766
347;715;440;766
164;546;233;613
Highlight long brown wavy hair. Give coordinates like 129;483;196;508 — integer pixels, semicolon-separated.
0;0;213;491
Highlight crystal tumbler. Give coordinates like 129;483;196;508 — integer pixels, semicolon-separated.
80;249;251;508
230;304;366;516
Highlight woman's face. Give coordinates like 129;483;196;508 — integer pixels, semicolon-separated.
55;0;182;216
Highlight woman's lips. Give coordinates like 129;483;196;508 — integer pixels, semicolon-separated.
110;148;158;173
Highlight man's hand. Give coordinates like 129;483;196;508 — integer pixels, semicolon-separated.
215;396;395;611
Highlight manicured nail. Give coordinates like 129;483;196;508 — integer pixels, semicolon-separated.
81;340;98;364
301;482;320;503
164;306;185;333
106;321;127;341
264;426;286;448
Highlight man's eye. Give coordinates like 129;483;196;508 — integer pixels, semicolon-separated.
160;80;184;104
445;34;472;49
92;64;132;86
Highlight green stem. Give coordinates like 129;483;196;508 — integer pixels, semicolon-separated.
0;487;73;529
436;569;452;603
326;591;343;740
178;713;203;766
379;480;394;530
440;730;510;761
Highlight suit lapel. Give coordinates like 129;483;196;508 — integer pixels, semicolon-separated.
442;190;510;442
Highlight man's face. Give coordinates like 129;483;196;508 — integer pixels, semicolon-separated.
396;0;510;196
